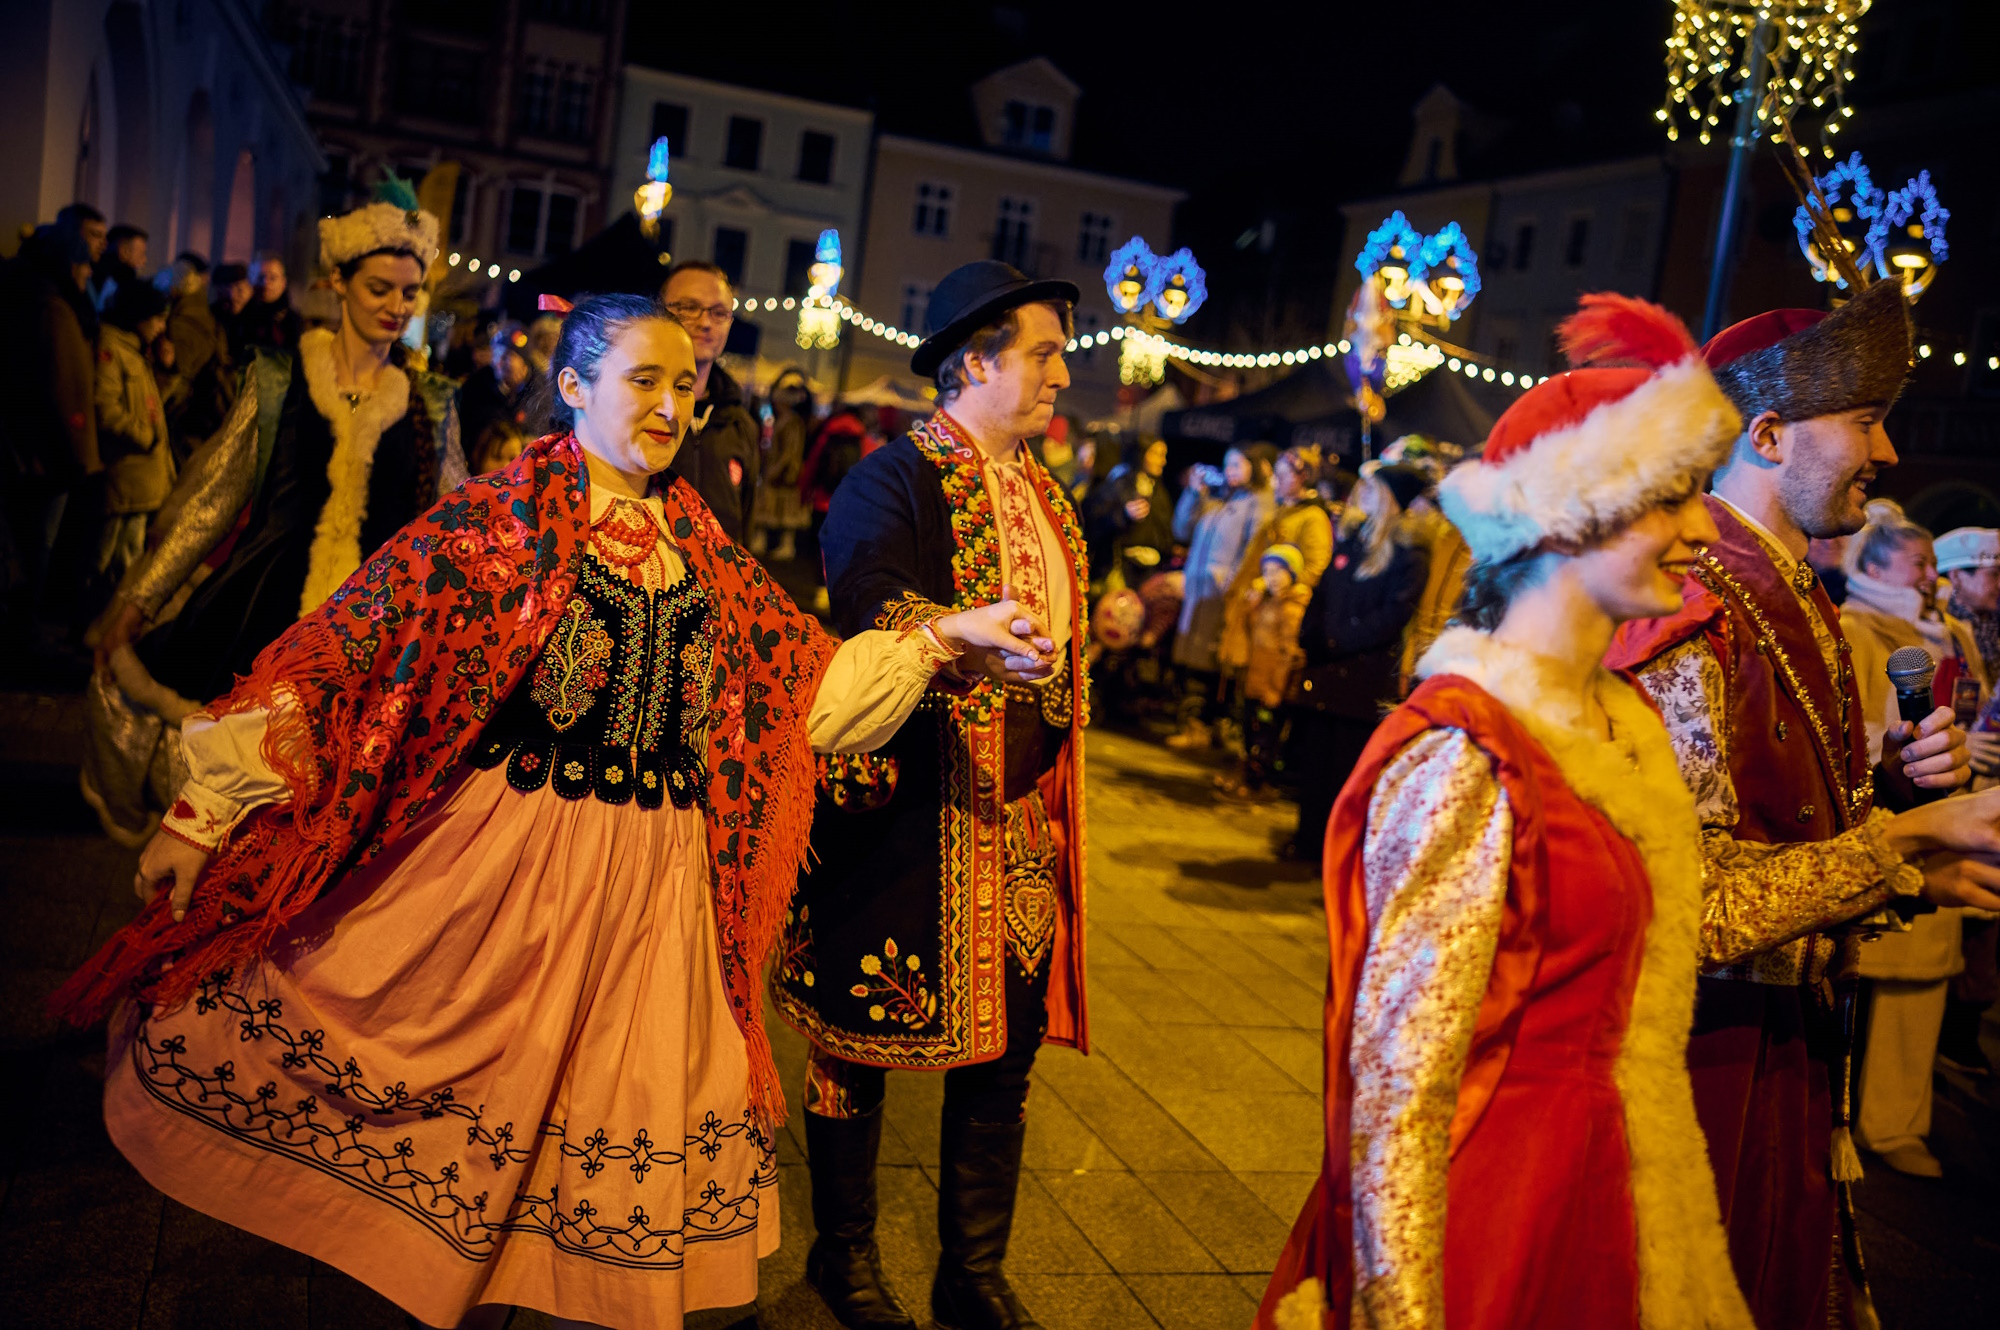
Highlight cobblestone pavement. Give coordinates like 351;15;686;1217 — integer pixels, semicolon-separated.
0;692;1992;1328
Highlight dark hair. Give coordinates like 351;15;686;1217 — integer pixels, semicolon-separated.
1241;442;1279;485
336;248;422;281
934;301;1075;402
661;259;732;294
534;293;684;430
1279;444;1323;490
107;223;148;246
1453;552;1551;632
104;279;169;331
57;202;105;228
174;251;210;274
212;262;250;286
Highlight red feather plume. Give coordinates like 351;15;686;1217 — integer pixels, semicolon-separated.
1557;293;1697;370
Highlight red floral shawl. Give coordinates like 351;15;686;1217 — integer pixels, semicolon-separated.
54;432;836;1120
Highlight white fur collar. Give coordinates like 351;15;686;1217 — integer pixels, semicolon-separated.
297;328;410;614
1416;626;1754;1329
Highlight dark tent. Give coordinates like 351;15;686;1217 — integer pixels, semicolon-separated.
1162;356;1520;460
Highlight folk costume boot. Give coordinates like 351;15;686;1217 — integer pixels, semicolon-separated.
804;1107;918;1330
931;1116;1042;1330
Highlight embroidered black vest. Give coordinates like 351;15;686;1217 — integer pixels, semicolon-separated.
470;553;715;809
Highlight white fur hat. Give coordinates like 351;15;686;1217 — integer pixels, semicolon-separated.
317;180;440;274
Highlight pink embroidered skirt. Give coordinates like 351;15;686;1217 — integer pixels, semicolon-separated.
104;763;777;1329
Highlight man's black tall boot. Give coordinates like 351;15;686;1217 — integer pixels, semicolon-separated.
931;1116;1043;1330
805;1107;918;1330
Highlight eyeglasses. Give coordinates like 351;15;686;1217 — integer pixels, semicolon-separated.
666;300;735;326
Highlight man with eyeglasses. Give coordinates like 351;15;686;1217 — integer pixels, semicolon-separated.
660;260;759;542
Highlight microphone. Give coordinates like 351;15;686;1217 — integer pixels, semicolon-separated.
1885;645;1944;808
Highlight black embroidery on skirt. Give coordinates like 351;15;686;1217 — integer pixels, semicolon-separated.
132;969;773;1268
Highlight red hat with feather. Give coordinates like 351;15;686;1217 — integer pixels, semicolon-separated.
1438;293;1741;563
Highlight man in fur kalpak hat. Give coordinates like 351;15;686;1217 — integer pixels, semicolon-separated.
1609;279;2000;1329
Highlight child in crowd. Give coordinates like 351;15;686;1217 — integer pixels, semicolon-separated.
1219;543;1310;800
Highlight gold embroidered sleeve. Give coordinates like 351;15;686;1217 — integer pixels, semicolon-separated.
1633;636;1739;829
122;372;259;619
1351;727;1511;1330
1698;811;1924;965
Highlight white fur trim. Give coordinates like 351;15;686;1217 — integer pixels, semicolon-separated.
1417;627;1756;1330
298;329;410;614
317;201;441;273
1439;358;1741;564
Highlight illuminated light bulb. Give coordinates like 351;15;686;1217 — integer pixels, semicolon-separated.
783;297;796;310
508;269;521;283
1464;363;1478;378
1918;344;1932;358
1110;326;1127;340
1281;351;1297;365
1448;358;1461;371
1953;351;1966;366
1323;342;1338;355
1337;340;1351;354
1501;372;1515;386
1482;367;1496;382
732;298;740;309
1067;339;1080;352
448;253;461;267
486;264;500;278
1307;346;1322;359
1989;357;1999;370
466;257;480;270
1397;332;1411;346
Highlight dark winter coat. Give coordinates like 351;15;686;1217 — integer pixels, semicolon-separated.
1293;528;1429;719
676;361;759;543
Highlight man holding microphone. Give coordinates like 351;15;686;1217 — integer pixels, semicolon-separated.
1610;279;2000;1330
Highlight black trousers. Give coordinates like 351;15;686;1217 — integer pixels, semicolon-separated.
805;951;1052;1126
1289;710;1380;855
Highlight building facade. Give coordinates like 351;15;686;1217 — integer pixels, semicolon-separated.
609;67;872;305
1;0;323;271
847;58;1184;420
259;0;627;300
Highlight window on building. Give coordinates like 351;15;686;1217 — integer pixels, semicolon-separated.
517;67;555;135
902;282;933;335
396;40;482;123
992;197;1034;268
1077;211;1113;265
1564;216;1591;268
913;182;952;237
783;239;816;296
273;7;364;104
525;0;608;27
401;1;496;36
544;193;578;255
650;102;688;155
797;130;836;184
1002;100;1056;152
554;73;594;142
713;227;748;285
724;117;763;171
506;187;544;254
449;170;472;245
1616;205;1654;272
318;152;353;216
1512;222;1536;272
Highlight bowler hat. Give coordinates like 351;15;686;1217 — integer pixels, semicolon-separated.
911;260;1079;378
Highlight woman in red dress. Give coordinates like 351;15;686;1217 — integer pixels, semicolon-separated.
1259;296;1758;1330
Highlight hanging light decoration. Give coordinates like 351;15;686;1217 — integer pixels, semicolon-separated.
797;228;843;349
1104;237;1158;316
1660;1;1871;158
1792;151;1949;300
635;136;672;242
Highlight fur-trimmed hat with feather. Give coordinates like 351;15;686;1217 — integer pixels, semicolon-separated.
317;175;440;274
1439;294;1741;564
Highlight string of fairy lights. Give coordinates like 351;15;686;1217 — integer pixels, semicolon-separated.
721;292;1552;396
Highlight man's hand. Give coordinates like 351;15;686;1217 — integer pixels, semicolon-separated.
1884;706;1971;791
95;600;147;675
134;829;211;923
934;584;1057;684
1124;498;1150;522
1967;731;2000;777
1919;852;2000;912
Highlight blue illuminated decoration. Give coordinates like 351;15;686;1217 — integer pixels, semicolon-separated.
808;228;844;299
1354;211;1424;292
816;228;841;265
1413;221;1480;323
1794;151;1947;292
1792;152;1881;286
1104;236;1158;314
647;136;671;183
1886;170;1949;266
1148;247;1207;324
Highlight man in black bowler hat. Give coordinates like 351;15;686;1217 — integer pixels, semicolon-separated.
775;262;1089;1330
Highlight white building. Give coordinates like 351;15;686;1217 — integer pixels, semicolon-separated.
2;0;324;271
610;66;872;307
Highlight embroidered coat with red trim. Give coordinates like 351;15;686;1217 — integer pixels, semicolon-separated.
54;433;836;1121
774;416;1090;1070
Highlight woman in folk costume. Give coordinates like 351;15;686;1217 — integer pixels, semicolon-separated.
1257;295;1758;1330
82;179;467;846
52;295;1055;1330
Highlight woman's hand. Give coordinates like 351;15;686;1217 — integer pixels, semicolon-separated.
934;585;1057;683
95;600;147;675
134;829;211;923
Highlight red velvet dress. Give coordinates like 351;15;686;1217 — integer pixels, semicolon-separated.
1258;662;1743;1330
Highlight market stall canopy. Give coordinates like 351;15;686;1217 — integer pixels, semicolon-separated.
841;376;936;413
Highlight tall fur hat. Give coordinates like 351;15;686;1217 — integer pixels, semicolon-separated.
317;176;441;274
1439;294;1740;564
1702;279;1911;423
